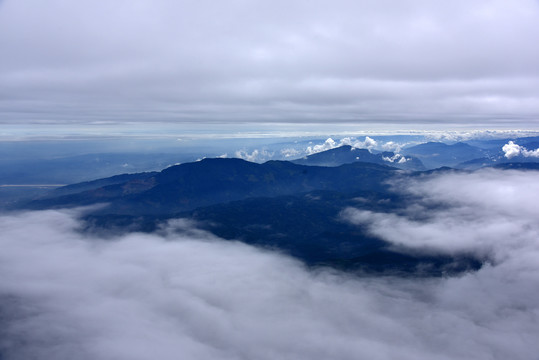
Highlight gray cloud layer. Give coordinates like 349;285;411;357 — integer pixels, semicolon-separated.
1;169;539;359
1;0;539;126
343;169;539;257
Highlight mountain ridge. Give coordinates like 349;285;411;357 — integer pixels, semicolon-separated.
25;157;399;215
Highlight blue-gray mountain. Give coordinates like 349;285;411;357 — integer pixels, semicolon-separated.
400;142;487;168
292;145;426;170
401;138;539;169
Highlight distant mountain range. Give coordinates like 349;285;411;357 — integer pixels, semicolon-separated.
292;145;426;170
400;140;539;169
400;142;488;168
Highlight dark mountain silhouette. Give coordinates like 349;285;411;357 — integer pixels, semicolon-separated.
26;158;398;215
20;150;493;276
81;189;481;276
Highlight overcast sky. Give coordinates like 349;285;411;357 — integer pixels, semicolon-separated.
1;0;539;132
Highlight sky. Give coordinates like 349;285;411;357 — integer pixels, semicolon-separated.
1;169;538;359
1;0;539;137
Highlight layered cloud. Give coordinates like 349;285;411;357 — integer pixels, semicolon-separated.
2;168;539;360
1;0;539;126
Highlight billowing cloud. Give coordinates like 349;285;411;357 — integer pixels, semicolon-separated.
352;136;378;150
1;0;538;127
306;136;377;155
502;140;539;159
2;168;539;360
382;153;408;163
305;137;338;154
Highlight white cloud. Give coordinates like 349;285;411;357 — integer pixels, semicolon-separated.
305;137;337;155
341;169;539;357
2;177;539;360
343;168;539;258
234;149;274;162
381;141;403;152
305;136;378;155
502;141;522;159
280;148;302;158
382;153;408;163
354;136;378;151
502;141;539;159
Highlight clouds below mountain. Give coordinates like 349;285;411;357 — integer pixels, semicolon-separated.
2;169;539;360
342;169;539;357
344;169;539;257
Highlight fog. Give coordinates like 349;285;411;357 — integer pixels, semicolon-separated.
1;169;539;359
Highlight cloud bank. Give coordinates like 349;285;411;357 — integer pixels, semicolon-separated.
2;169;539;360
343;169;539;258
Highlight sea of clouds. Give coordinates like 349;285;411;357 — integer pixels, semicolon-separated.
1;169;539;359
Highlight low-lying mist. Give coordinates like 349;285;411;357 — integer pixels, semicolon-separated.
1;169;538;360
